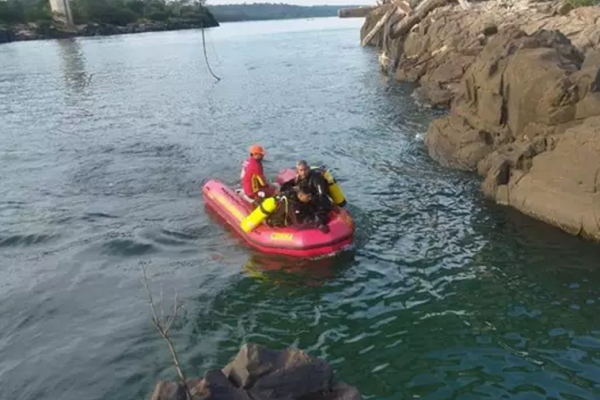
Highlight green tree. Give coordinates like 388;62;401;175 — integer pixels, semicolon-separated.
126;0;146;16
1;0;216;27
0;0;26;24
24;0;52;22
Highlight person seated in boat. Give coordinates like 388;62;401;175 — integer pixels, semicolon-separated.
279;160;333;233
240;144;276;202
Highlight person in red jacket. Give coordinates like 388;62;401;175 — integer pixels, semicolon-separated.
240;144;275;201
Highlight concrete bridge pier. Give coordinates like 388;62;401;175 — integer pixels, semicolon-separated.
49;0;74;27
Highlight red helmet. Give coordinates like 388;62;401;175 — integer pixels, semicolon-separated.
249;144;265;156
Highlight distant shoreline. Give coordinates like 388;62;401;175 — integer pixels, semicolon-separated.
0;0;224;45
0;14;356;45
0;20;219;44
213;15;346;24
0;2;365;45
207;3;362;23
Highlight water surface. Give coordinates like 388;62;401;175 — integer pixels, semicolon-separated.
1;17;600;400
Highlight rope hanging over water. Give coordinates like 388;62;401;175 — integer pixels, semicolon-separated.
201;19;221;82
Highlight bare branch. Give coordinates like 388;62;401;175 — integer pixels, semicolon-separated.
164;294;180;335
160;283;165;322
141;264;160;325
141;264;192;400
173;291;179;321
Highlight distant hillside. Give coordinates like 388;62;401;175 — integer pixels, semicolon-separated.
207;3;361;22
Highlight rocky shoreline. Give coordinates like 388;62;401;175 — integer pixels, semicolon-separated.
0;18;219;44
362;0;600;241
150;343;361;400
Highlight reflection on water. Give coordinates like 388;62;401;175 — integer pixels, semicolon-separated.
56;38;92;99
243;250;356;287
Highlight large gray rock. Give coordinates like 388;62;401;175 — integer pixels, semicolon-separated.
482;117;600;240
150;379;202;400
425;113;494;171
423;25;599;168
149;372;254;400
321;383;362;400
363;2;600;106
223;344;334;400
361;1;600;241
423;25;600;240
149;344;361;400
0;29;15;44
195;371;254;400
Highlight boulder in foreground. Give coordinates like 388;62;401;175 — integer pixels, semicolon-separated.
149;343;362;400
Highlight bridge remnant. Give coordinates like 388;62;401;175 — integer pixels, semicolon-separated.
49;0;74;27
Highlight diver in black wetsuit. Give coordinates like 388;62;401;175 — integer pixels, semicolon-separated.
279;160;333;233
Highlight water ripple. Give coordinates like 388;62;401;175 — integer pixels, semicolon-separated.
0;233;60;248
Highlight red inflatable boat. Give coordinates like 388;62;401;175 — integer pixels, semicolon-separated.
202;168;355;258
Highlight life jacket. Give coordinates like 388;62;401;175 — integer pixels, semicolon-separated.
241;157;267;196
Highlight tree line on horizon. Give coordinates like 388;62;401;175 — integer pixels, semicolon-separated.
207;3;357;22
1;0;357;26
0;0;212;26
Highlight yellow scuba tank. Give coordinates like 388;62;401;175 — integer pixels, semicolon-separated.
240;197;278;233
312;166;347;207
322;169;347;207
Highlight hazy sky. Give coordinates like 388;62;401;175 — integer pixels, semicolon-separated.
207;0;375;5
